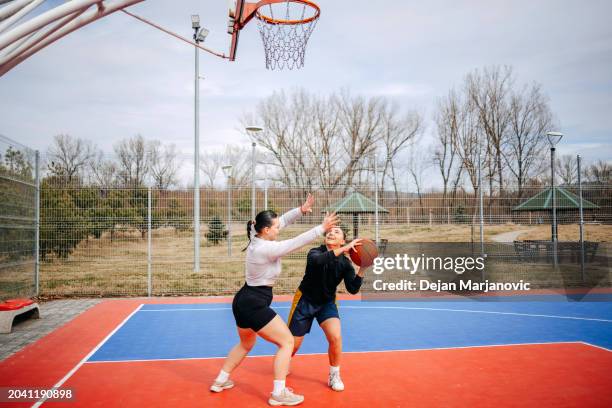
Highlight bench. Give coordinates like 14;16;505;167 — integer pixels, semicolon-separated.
0;299;40;334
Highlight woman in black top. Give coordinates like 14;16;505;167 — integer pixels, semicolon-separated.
287;226;364;392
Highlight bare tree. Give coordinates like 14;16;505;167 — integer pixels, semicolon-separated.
433;90;464;204
556;154;578;185
200;151;223;187
586;160;611;184
114;135;150;187
47;134;94;184
405;140;429;209
335;89;383;191
243;89;387;193
379;103;422;204
449;91;483;193
221;145;253;186
503;83;554;195
88;149;118;187
466;65;513;192
148;141;180;189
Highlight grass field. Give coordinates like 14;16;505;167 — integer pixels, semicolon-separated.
31;222;612;297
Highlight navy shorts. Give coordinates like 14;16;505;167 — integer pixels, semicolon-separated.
288;289;340;337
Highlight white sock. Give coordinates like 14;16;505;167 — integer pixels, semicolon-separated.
273;380;285;395
330;365;340;375
215;369;230;383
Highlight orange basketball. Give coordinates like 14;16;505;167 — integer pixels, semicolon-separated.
349;238;378;267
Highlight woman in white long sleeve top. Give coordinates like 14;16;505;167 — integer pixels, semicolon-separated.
211;193;339;406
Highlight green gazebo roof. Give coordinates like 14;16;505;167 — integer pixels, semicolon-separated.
321;191;389;214
512;186;599;211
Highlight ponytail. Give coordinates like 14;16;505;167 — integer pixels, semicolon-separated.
242;210;279;251
242;220;255;252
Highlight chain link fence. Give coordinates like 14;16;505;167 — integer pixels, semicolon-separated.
0;134;610;298
0;135;38;300
37;183;611;297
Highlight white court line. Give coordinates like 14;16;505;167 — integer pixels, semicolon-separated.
139;307;234;312
139;305;612;323
342;306;612;323
31;304;144;408
580;341;612;352
84;341;585;364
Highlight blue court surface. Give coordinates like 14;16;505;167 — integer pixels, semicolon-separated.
89;297;612;362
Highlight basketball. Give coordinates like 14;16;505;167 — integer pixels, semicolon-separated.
349;238;378;267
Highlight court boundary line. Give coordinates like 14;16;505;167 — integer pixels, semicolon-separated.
84;340;594;364
138;305;612;323
31;303;144;408
580;341;612;352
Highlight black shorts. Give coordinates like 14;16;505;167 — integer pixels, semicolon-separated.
288;289;340;337
232;283;277;332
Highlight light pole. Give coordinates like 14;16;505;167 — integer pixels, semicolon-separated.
222;165;233;257
258;160;277;210
191;15;209;272
246;126;263;220
546;131;563;267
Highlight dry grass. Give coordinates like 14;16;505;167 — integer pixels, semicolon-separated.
517;224;612;242
34;222;610;297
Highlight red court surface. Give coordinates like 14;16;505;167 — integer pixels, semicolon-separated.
1;298;611;407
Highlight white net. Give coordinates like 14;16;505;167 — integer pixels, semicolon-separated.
255;0;319;70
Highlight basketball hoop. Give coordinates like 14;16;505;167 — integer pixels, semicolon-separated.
254;0;320;70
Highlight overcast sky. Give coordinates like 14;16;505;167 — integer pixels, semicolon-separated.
1;0;611;187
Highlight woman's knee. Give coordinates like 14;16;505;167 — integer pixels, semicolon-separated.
327;332;342;346
278;333;294;349
241;338;255;352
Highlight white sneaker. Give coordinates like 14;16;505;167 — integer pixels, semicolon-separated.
268;387;304;406
210;379;234;393
328;372;344;391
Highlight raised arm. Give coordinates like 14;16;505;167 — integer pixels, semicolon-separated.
279;193;315;229
263;212;340;260
278;207;302;230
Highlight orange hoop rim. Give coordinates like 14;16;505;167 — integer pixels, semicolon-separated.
255;0;320;25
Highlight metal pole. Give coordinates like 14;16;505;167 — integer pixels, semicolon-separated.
264;163;268;210
478;148;485;280
227;176;232;257
478;149;484;255
193;36;200;273
374;152;380;244
577;154;585;281
251;142;256;220
147;187;152;296
34;150;40;297
551;146;557;267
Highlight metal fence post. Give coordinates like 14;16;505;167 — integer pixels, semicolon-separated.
251;142;256;220
35;150;40;297
374;152;380;245
147;187;152;297
577;155;585;282
478;150;484;254
478;149;485;280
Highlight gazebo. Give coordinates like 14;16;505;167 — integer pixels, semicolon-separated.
512;186;599;238
321;191;389;239
512;186;599;212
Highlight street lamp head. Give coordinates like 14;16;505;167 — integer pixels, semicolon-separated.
546;131;563;148
221;165;233;178
191;14;200;29
245;126;263;133
196;27;209;42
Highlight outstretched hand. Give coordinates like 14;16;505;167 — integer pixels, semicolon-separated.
300;193;315;215
322;212;340;232
343;238;363;254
